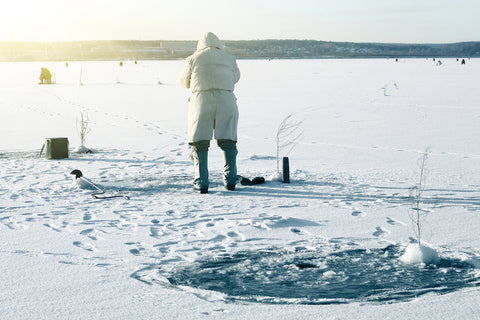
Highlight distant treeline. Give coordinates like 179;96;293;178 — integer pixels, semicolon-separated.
1;40;479;61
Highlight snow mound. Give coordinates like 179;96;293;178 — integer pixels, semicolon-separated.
72;145;92;153
268;171;282;182
400;244;440;265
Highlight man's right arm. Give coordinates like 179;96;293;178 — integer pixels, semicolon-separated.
179;58;192;88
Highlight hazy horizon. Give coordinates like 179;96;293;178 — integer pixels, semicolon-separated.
1;39;479;45
2;0;480;44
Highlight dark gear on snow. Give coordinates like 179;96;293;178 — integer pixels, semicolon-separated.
238;176;265;186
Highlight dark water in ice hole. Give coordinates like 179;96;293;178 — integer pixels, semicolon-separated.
167;246;479;304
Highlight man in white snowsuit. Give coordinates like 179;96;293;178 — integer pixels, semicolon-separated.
179;32;240;193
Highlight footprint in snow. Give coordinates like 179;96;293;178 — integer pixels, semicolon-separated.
44;223;68;233
150;225;165;238
73;241;95;252
129;247;144;256
290;228;311;235
386;217;406;226
373;227;390;238
352;210;366;217
227;231;245;240
80;228;102;241
125;241;146;255
83;213;93;221
210;235;227;242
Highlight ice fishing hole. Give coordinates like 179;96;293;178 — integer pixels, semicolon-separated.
166;246;479;304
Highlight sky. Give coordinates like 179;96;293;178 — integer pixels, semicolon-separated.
1;0;479;43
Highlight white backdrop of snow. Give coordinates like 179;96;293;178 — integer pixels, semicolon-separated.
1;58;479;319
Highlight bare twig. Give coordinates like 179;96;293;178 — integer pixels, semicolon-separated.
77;111;91;147
276;113;304;172
409;148;431;246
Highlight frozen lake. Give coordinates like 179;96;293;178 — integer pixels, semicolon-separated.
1;58;479;319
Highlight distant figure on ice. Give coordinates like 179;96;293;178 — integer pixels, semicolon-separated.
179;32;241;194
461;59;466;65
39;67;52;84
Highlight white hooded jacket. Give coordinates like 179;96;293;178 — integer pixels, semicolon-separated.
180;32;240;143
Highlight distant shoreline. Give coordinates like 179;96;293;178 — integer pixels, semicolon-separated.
0;57;476;63
1;39;479;61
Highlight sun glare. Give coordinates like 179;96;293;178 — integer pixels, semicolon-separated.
1;1;55;41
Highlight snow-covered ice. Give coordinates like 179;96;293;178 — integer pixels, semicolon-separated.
1;58;479;319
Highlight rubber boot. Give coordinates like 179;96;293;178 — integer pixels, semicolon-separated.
222;147;238;191
192;150;209;194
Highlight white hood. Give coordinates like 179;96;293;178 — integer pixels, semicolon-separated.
196;32;223;51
